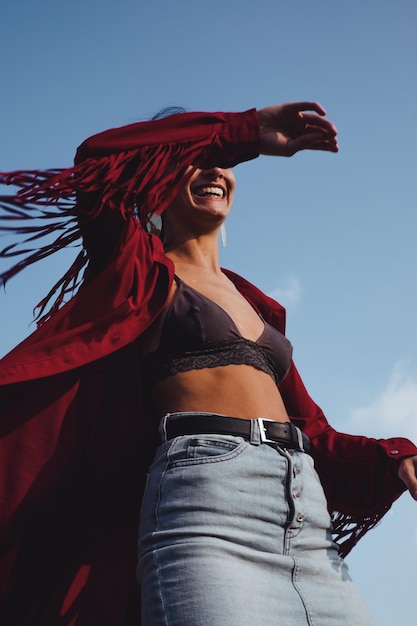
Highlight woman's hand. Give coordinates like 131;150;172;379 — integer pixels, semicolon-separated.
257;102;338;157
397;455;417;500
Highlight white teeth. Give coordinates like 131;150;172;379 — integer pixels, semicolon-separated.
195;186;225;198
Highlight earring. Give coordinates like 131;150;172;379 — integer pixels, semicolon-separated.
220;223;227;248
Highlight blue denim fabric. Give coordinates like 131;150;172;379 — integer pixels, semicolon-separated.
138;413;375;626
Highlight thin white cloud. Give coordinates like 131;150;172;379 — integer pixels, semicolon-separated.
268;277;302;310
347;361;417;443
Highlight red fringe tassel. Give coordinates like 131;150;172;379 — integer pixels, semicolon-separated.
0;138;212;323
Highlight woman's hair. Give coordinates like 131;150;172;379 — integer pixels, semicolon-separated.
151;106;187;121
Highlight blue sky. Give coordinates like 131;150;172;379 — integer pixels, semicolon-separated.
1;1;417;622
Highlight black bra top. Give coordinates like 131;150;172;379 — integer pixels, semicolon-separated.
142;276;293;386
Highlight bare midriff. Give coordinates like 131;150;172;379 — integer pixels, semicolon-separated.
148;364;290;422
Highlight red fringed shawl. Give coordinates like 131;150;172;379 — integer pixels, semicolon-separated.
0;109;416;626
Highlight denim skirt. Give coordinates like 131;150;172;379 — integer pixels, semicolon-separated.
138;413;375;626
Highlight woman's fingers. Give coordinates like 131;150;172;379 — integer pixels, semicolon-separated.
299;112;338;135
286;132;339;155
285;101;327;116
257;102;338;156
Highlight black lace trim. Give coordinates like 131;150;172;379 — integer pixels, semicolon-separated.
142;338;288;387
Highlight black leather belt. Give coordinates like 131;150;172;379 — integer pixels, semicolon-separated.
163;413;309;452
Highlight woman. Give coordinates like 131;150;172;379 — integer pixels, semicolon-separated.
1;102;416;626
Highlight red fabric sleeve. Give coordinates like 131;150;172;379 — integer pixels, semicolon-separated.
279;361;417;554
75;110;260;166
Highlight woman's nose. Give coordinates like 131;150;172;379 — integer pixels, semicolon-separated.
201;167;226;179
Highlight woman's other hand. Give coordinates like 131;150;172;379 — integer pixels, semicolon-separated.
398;455;417;500
257;102;338;157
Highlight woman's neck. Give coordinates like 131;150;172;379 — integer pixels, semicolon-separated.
164;232;222;275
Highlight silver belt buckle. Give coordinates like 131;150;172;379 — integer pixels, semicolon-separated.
257;418;304;451
257;417;277;444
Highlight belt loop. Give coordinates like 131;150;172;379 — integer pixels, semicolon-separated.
249;419;261;445
159;413;170;442
295;425;305;452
